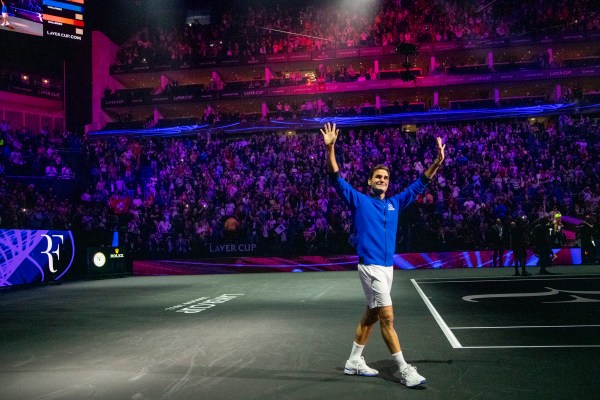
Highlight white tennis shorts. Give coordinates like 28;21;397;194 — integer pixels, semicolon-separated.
358;263;394;309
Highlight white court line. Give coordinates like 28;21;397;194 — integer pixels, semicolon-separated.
450;324;600;329
414;276;600;284
461;345;600;349
410;279;462;349
413;277;600;349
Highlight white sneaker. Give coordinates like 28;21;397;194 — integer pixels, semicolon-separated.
344;356;379;377
395;364;426;387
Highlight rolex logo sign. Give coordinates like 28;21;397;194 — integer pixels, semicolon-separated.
110;248;125;258
87;247;127;276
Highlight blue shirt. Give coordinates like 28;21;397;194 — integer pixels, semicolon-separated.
2;5;7;13
333;174;430;266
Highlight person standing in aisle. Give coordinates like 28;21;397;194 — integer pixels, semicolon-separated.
510;216;531;276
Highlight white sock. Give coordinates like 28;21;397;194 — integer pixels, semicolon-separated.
349;342;364;361
392;351;408;368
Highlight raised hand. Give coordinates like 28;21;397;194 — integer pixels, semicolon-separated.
435;137;446;164
320;122;339;147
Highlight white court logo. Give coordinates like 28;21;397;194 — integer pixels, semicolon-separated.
463;287;600;303
165;294;244;314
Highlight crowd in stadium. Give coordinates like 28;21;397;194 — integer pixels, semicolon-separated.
7;0;42;13
1;114;599;260
2;0;600;261
101;0;600;129
112;0;598;67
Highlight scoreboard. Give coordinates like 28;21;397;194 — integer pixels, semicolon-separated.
43;0;85;41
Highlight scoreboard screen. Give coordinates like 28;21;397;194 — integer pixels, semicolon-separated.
0;0;84;41
43;0;85;41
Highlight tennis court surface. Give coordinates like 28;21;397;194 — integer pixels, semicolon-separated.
1;265;599;400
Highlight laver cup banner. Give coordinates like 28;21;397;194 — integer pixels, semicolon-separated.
0;230;76;287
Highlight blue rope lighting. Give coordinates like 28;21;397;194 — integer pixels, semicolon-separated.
88;102;597;138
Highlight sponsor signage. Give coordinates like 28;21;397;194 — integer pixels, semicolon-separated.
485;38;507;47
87;247;127;276
522;72;544;78
559;33;585;41
359;47;383;56
510;37;534;45
548;70;573;77
445;76;467;84
267;87;289;96
461;41;479;49
131;65;151;72
265;54;289;63
432;42;457;51
134;248;582;276
103;98;127;106
241;89;266;98
539;36;555;44
153;64;173;71
197;60;218;67
0;229;75;287
208;243;258;255
172;94;196;102
336;48;359;58
38;88;63;99
150;96;170;104
110;65;128;74
289;85;316;95
312;50;335;60
467;75;492;82
219;57;242;67
289;52;312;61
10;85;35;94
104;65;600;109
199;93;216;100
219;90;241;99
245;55;265;65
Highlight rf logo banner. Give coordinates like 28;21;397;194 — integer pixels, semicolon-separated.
0;229;76;287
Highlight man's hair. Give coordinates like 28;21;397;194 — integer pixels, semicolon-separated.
368;164;390;179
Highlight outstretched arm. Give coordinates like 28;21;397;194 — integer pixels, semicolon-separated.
321;122;339;173
424;137;445;179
